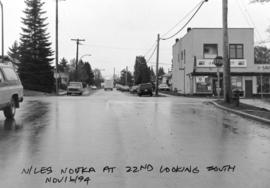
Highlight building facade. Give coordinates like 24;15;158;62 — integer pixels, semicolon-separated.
172;28;270;97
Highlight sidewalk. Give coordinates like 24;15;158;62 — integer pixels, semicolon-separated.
210;99;270;124
240;98;270;111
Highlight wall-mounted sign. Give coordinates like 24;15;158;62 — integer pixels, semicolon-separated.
257;65;270;71
230;59;247;67
196;76;207;83
197;59;247;68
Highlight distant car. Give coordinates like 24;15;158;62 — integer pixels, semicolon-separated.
0;62;24;119
137;83;153;96
130;85;138;93
158;83;170;91
121;85;130;92
91;85;97;90
67;82;83;95
115;84;122;90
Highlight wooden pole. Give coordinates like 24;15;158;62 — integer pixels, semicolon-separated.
55;0;59;94
223;0;232;103
155;34;160;96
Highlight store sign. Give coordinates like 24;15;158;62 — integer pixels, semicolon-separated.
257;65;270;71
230;59;247;67
197;59;247;68
197;59;215;67
196;76;207;83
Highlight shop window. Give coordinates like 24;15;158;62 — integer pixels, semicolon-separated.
203;44;218;59
229;44;243;59
196;76;212;93
257;76;270;93
231;76;242;90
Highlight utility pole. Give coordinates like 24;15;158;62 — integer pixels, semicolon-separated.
55;0;59;95
113;67;115;83
0;1;4;63
155;34;160;96
125;66;128;85
223;0;231;103
71;38;85;81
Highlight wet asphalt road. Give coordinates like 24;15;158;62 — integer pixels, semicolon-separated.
0;89;269;188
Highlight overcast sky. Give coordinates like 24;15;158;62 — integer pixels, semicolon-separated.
3;0;270;78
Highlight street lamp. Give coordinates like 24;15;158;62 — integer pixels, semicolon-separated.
214;56;223;99
0;1;4;63
79;54;91;61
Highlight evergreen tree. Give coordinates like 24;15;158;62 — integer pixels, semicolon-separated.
134;56;151;84
120;69;133;86
93;69;104;87
158;67;165;77
58;57;69;72
150;66;155;82
84;62;94;85
8;41;21;63
18;0;54;92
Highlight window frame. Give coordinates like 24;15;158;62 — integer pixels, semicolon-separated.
229;44;244;59
203;44;218;59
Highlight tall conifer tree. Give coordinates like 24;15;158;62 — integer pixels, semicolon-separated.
18;0;54;92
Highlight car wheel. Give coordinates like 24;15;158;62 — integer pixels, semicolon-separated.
4;98;16;119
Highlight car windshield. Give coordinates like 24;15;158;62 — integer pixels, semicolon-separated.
69;82;82;87
140;83;152;89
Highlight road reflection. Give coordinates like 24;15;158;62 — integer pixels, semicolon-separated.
3;118;23;131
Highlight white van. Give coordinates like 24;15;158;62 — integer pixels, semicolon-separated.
104;79;114;91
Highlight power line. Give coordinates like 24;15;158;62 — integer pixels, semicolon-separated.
235;0;263;41
161;0;203;38
144;41;157;57
146;44;157;63
84;43;150;51
161;0;208;41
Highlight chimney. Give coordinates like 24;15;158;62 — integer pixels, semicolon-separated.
175;38;179;43
187;27;192;33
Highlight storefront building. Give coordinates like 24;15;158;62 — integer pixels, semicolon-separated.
172;28;270;97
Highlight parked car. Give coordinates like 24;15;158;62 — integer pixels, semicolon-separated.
129;85;138;93
121;85;130;92
137;83;153;96
0;62;24;119
67;82;84;95
90;85;97;90
158;83;170;91
115;84;122;90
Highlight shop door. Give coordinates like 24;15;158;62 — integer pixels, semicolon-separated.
245;80;253;98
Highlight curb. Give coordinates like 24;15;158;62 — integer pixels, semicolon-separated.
209;101;270;124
